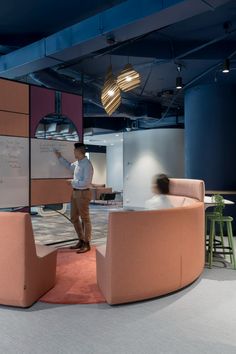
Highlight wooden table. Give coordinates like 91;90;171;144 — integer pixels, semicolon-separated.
206;191;236;195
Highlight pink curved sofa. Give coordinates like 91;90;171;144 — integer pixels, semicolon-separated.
0;212;57;307
96;178;205;305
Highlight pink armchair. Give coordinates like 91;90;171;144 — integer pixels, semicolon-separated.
0;212;57;307
96;178;205;305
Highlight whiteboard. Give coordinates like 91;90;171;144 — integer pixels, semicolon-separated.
0;136;29;208
31;139;75;178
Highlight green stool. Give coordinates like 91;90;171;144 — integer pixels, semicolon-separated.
205;211;225;253
207;215;236;269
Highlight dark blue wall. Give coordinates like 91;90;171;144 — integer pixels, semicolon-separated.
185;84;236;190
185;84;236;230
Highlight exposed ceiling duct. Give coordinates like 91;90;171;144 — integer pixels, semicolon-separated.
0;0;229;78
1;0;233;128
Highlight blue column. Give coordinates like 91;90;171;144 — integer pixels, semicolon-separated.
185;84;236;230
185;84;236;190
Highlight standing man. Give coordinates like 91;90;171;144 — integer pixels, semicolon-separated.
55;143;94;253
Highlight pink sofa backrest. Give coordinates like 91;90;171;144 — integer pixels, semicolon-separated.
169;178;205;201
0;213;25;301
0;213;35;303
96;178;205;304
0;212;57;307
104;203;204;304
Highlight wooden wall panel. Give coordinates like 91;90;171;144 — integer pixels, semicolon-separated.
0;79;29;114
0;111;29;137
31;179;72;206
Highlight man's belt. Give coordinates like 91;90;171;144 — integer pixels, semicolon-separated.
73;188;90;191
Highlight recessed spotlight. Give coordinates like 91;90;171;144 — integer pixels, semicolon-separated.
115;134;119;137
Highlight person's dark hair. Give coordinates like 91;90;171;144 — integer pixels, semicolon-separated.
74;142;86;154
156;174;170;194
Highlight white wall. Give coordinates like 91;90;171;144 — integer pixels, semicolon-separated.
106;143;123;191
123;129;184;207
89;153;106;185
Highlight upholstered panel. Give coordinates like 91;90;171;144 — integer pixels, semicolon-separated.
167;195;197;208
97;202;205;305
0;111;29;137
169;178;205;201
97;178;205;305
0;79;29;114
30;86;55;137
31;179;72;205
180;205;205;287
0;213;26;305
0;212;57;307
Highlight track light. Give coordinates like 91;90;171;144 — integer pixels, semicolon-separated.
222;58;230;73
176;76;183;90
101;66;121;116
176;64;183;89
117;64;141;92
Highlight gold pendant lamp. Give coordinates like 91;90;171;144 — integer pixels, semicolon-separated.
101;66;121;116
117;63;141;92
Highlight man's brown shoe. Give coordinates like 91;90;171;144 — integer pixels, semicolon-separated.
76;243;91;253
70;240;84;249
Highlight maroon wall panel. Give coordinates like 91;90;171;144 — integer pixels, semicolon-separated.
61;92;83;141
30;86;55;137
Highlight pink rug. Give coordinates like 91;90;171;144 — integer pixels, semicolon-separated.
40;247;106;304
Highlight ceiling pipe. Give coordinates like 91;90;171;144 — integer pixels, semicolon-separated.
28;70;82;93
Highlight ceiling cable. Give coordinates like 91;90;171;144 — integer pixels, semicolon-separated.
139;63;153;96
200;0;216;10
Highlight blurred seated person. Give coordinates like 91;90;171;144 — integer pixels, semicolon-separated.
145;174;174;210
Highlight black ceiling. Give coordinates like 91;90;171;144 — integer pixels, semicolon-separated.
0;0;125;47
1;0;236;129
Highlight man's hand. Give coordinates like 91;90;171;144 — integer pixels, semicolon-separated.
54;149;62;158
